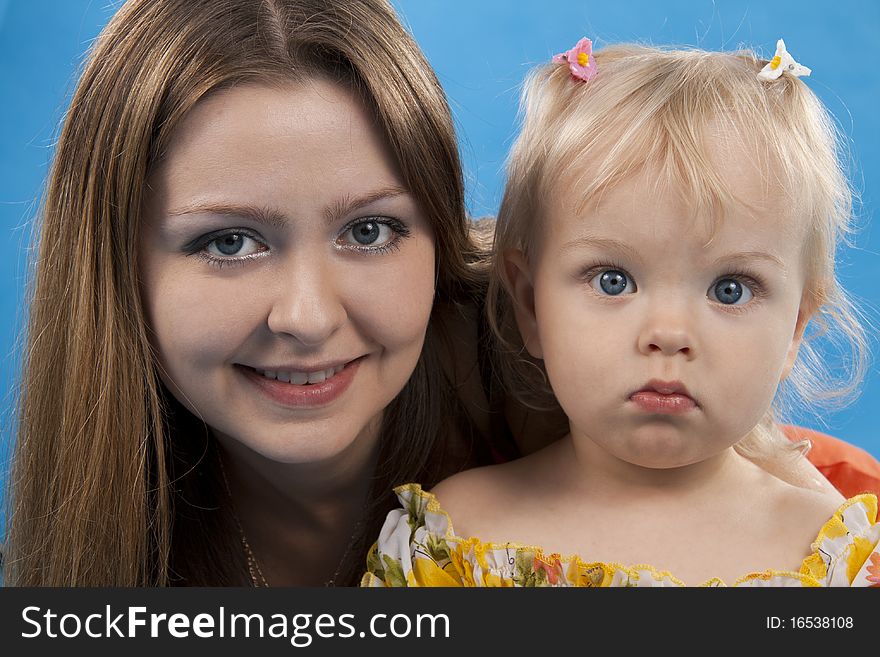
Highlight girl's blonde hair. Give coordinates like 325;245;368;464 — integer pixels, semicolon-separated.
488;43;867;464
6;0;486;586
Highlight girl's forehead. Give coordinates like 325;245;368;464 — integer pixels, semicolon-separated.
544;161;808;260
548;114;807;226
551;138;800;233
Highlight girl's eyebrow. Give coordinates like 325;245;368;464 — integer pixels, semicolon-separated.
560;236;643;262
164;185;410;228
561;237;786;271
713;251;786;270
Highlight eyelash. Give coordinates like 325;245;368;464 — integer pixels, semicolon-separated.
184;217;411;269
715;269;765;294
185;229;267;270
709;269;767;312
579;260;630;287
337;216;411;255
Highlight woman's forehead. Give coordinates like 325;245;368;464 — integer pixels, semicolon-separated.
146;80;408;219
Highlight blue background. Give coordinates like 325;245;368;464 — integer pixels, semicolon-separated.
2;1;878;526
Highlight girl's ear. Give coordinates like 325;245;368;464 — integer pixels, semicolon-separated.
504;248;543;359
781;305;811;380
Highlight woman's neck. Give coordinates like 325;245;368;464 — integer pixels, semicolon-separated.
215;420;380;586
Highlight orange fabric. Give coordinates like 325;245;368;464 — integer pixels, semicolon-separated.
782;425;880;498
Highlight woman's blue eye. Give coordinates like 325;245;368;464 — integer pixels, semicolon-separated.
206;232;264;258
339;219;397;249
710;278;754;305
352;221;381;245
590;269;635;296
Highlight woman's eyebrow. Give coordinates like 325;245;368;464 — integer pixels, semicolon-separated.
165;203;288;229
323;185;409;224
164;185;410;228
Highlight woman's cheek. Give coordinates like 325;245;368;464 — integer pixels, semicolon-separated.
145;264;260;368
349;243;436;347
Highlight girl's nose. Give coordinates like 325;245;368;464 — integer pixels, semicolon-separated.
637;307;696;359
266;261;346;347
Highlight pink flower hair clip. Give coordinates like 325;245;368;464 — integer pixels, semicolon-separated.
552;37;597;82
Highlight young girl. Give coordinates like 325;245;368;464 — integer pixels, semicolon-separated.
363;40;880;587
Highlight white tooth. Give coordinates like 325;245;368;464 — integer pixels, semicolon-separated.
324;367;335;379
289;371;309;385
334;364;344;374
264;370;277;380
276;372;290;383
307;370;326;384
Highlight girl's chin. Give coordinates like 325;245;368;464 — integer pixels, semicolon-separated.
610;436;704;469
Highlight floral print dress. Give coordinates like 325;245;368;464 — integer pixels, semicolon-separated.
361;484;880;587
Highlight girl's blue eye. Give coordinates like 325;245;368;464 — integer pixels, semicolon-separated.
590;269;635;296
710;278;754;305
338;218;400;250
206;232;264;258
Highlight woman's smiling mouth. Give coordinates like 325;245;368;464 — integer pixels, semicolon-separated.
236;358;364;408
254;363;347;385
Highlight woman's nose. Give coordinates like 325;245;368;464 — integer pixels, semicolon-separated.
266;260;346;347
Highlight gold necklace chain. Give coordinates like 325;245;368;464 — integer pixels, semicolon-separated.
325;518;363;587
217;451;269;587
216;445;366;587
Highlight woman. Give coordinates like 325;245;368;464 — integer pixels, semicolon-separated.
5;0;877;587
6;0;493;587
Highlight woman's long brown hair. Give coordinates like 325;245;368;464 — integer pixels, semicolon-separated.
6;0;486;586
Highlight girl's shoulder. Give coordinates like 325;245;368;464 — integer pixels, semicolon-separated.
799;493;880;587
428;461;524;540
361;483;880;588
429;444;562;539
768;473;846;531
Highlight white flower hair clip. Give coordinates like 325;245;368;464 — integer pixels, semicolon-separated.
757;39;811;81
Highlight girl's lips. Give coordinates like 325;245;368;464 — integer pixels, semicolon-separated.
237;358;362;409
629;391;696;415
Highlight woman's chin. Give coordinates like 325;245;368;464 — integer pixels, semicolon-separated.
213;423;367;467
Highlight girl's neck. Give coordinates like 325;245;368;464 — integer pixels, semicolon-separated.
558;429;759;503
215;421;380;586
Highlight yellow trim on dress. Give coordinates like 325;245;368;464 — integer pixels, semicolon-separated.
379;483;879;588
